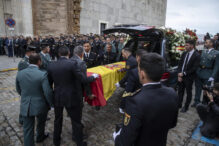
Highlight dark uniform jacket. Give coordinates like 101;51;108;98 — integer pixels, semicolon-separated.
119;55;138;87
47;57;86;108
103;52;117;65
115;84;178;146
84;51;98;68
125;68;142;93
71;55;95;96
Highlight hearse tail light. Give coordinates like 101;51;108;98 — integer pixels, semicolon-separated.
161;72;170;82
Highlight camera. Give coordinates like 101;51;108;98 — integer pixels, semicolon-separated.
202;85;213;93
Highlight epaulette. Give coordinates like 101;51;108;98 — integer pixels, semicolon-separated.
122;89;141;98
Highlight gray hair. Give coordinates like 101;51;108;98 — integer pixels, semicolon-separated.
74;46;84;56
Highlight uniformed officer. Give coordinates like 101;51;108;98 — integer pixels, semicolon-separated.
83;42;98;68
113;53;178;146
193;39;219;107
16;53;53;146
119;49;147;113
40;42;52;71
115;48;138;88
17;45;36;125
18;45;36;71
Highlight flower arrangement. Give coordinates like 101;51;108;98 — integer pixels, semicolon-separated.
160;27;198;66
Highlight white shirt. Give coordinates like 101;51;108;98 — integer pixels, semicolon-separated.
182;49;195;72
84;51;90;58
207;48;214;53
40;51;46;57
143;82;161;87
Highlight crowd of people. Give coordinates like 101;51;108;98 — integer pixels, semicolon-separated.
0;34;127;65
2;32;219;146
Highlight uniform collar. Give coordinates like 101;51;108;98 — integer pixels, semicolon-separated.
143;82;161;87
29;64;38;68
41;51;46;56
25;55;29;59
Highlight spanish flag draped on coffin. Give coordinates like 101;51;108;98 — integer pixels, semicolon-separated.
85;62;126;106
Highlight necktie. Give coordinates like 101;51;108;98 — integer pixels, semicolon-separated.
182;52;189;72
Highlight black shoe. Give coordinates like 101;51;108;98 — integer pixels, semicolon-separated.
72;135;88;142
180;107;188;113
53;141;60;146
191;103;198;108
82;142;87;146
36;133;49;143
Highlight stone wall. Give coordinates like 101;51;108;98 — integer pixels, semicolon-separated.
32;0;68;35
80;0;167;34
0;0;33;36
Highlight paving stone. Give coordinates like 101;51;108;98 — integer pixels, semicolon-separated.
0;57;214;146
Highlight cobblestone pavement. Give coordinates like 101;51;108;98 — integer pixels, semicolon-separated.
0;56;20;71
0;70;214;146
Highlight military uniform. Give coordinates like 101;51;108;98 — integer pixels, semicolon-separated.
102;52;117;65
18;56;29;71
84;51;98;68
119;55;138;87
16;65;53;146
120;68;142;109
194;49;219;104
115;83;178;146
40;52;51;71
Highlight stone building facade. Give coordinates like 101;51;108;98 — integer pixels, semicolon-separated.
0;0;167;36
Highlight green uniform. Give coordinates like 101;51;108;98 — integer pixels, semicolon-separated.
16;65;53;146
17;56;30;125
194;49;219;104
40;52;51;71
18;56;29;71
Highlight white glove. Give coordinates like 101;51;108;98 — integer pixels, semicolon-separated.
208;77;214;82
115;82;120;88
92;73;99;79
113;129;122;140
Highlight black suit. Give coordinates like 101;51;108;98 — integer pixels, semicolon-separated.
115;84;178;146
177;50;201;109
47;57;86;146
71;55;95;97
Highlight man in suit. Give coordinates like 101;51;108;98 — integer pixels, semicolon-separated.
193;39;219;106
71;46;98;98
177;40;201;112
114;53;179;146
83;42;98;68
47;46;88;146
16;53;53;146
40;42;51;71
116;48;138;88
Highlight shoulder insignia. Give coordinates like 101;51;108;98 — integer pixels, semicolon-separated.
122;91;132;98
122;89;141;98
124;112;131;126
126;65;130;69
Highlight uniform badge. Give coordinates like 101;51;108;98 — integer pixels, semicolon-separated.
124;112;131;126
126;65;130;69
